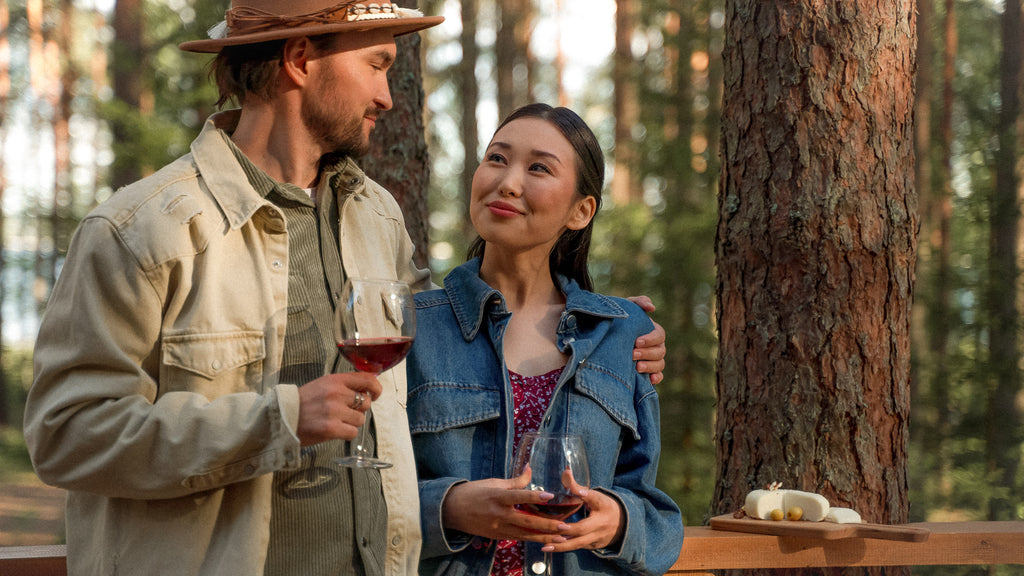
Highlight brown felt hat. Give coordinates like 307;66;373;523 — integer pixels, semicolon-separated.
179;1;444;53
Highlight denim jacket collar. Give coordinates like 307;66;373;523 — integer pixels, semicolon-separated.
443;257;629;343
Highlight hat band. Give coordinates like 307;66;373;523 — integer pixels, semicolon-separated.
225;2;408;38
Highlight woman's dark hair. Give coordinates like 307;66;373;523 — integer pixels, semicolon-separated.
211;34;338;108
467;103;605;291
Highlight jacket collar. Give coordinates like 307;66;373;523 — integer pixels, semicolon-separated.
444;258;629;342
190;110;371;229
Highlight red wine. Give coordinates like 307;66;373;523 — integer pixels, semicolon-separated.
517;501;583;521
338;337;413;373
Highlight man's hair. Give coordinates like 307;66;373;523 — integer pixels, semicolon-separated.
211;34;338;108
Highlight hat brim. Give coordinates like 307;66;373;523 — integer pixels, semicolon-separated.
179;15;444;53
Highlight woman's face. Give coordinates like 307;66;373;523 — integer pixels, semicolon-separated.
470;117;596;258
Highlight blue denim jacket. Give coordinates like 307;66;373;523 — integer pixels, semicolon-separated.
406;259;684;576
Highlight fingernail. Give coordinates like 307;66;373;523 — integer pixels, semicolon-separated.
557;523;571;531
540;492;554;500
542;545;554;552
553;536;567;543
577;488;589;497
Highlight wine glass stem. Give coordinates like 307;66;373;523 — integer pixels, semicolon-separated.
352;412;371;458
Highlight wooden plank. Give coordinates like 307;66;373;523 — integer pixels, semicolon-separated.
2;522;1022;575
0;545;66;576
709;514;930;542
669;522;1024;572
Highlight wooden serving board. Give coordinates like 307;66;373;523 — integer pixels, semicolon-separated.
709;514;930;542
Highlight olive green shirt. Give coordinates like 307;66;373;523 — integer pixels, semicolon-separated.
228;140;388;576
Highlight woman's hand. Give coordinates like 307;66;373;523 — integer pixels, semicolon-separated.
541;487;625;553
441;468;570;545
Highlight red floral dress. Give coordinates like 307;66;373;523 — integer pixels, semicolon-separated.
490;367;563;576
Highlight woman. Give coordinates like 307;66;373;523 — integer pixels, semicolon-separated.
406;104;683;576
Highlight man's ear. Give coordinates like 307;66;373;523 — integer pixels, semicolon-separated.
567;196;597;231
281;37;314;87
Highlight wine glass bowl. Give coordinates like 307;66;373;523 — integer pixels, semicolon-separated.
512;431;591;575
334;279;416;469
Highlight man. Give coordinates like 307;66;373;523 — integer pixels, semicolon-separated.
23;2;666;575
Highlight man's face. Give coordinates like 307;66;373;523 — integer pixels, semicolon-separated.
302;30;396;158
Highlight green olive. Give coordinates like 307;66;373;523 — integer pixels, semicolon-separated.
770;508;785;521
787;506;804;521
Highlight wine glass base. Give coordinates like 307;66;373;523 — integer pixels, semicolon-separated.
335;456;393;469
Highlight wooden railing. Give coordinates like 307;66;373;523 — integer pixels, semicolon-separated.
1;521;1022;575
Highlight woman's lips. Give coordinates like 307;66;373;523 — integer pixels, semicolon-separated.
488;201;522;217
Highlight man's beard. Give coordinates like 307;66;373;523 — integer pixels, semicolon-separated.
302;96;373;160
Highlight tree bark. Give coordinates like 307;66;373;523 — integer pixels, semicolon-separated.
362;0;432;269
714;4;917;575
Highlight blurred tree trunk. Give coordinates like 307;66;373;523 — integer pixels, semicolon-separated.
988;0;1023;522
89;9;109;209
460;0;480;244
0;0;8;426
933;0;957;501
111;0;147;189
553;0;567;107
27;0;48;314
495;0;532;120
612;0;640;205
50;0;76;291
714;4;917;576
363;0;431;269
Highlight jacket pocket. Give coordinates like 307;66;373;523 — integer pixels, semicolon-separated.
573;364;641;440
407;381;501;434
161;331;267;399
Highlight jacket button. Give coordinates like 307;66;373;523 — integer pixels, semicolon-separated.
361;537;369;547
211;360;222;371
391;535;401;546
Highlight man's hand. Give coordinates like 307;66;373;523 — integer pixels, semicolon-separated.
627;296;666;385
295;372;382;445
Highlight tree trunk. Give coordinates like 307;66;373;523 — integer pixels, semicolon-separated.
494;0;532;120
612;0;640;205
362;0;431;269
496;0;518;121
987;0;1023;522
460;0;480;245
50;0;76;292
111;0;146;190
714;4;917;575
553;0;567;107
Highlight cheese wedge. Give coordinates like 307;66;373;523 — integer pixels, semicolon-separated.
743;488;831;521
824;507;862;524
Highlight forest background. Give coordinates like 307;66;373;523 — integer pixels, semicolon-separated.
0;0;1022;564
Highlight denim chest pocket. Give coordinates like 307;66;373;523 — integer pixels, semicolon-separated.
160;331;267;399
573;364;641;440
407;381;502;434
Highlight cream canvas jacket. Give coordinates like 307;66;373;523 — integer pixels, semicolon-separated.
23;111;432;576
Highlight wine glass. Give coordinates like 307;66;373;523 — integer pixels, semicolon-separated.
512;431;591;576
334;278;416;469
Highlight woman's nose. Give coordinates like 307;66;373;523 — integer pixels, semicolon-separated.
497;170;523;197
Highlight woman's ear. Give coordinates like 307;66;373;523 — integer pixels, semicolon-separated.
567;196;597;231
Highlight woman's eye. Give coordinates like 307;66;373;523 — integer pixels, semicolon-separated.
486;153;506;163
530;163;552;174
